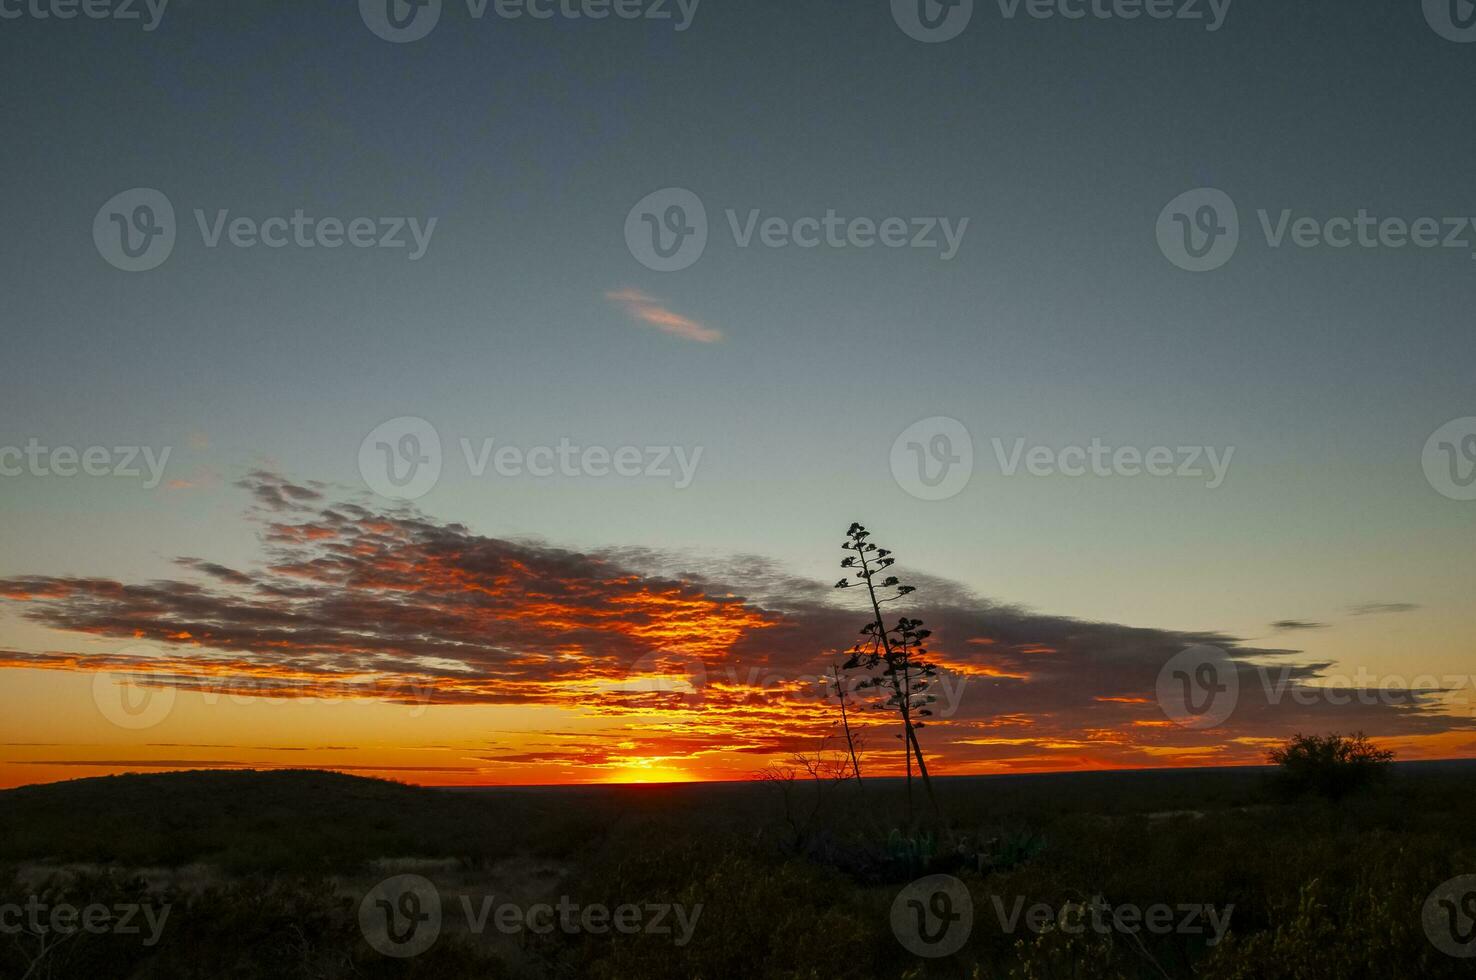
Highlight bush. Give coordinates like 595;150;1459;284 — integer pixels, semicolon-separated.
1268;733;1394;800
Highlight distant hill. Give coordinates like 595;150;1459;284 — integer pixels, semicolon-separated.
7;760;1472;873
0;769;525;872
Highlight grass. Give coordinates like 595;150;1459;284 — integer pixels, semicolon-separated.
1;763;1472;978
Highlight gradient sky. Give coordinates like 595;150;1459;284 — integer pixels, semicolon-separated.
1;1;1472;787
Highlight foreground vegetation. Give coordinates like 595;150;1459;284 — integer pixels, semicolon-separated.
1;763;1472;978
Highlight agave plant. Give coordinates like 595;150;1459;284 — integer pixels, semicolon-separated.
833;521;941;820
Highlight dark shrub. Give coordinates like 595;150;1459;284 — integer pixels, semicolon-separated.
1268;733;1394;800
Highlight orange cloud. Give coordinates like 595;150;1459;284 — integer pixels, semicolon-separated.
606;289;722;343
1;472;1472;786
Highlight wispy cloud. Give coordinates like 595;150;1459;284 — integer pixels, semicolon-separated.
1271;620;1329;632
606;289;722;344
1349;602;1421;617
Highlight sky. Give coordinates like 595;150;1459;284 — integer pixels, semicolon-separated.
0;0;1473;788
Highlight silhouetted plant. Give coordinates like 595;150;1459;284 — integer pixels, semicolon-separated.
827;661;866;789
757;735;857;851
833;522;941;820
1267;732;1394;800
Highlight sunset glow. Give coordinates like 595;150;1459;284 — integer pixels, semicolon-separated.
2;474;1471;790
